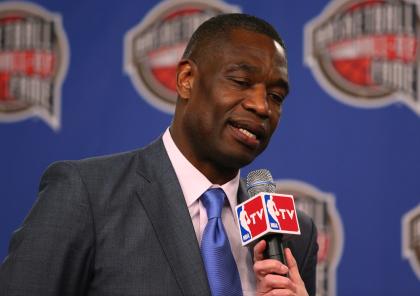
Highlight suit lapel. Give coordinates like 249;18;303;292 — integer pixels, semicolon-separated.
238;179;248;204
134;138;211;296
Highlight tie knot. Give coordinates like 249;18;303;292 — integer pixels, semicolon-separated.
201;188;226;219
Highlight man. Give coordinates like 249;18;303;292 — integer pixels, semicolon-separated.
0;14;318;296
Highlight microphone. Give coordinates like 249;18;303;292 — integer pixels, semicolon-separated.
235;169;301;265
248;169;285;263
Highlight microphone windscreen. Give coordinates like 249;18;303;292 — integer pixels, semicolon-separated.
246;169;276;196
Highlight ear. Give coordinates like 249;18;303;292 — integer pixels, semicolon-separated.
176;59;195;99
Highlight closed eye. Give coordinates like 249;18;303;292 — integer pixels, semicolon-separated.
268;92;285;104
227;77;251;88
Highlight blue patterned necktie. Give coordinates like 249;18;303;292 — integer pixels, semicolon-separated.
200;188;243;296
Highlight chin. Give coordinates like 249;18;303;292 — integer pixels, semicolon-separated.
220;151;258;170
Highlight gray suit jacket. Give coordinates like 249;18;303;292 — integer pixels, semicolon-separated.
0;137;318;296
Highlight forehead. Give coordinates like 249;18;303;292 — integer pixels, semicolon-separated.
209;29;288;78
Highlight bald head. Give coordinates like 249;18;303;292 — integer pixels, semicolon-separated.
182;13;286;64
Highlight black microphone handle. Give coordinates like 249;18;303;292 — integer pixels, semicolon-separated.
263;234;286;269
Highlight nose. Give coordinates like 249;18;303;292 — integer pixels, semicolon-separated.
242;84;270;118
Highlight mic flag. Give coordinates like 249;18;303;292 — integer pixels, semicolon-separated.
236;192;301;246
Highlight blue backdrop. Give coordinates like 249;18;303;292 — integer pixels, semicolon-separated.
0;1;419;295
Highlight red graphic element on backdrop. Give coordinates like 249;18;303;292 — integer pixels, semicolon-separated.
0;2;69;130
124;0;240;113
402;204;420;280
305;0;419;114
275;180;343;296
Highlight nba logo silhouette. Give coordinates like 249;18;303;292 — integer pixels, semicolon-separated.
237;205;252;243
265;195;281;230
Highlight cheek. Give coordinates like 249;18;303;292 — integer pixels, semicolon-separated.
191;77;242;133
268;107;282;133
186;101;218;140
272;110;281;126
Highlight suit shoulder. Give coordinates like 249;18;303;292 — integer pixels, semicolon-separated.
296;209;317;234
44;145;150;176
41;137;165;195
39;148;142;192
73;148;141;170
67;136;163;172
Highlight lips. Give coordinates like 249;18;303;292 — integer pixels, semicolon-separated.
238;127;257;139
228;119;267;149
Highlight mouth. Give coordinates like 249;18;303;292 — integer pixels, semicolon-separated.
228;120;266;149
237;127;257;139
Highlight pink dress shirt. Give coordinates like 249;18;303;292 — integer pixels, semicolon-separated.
162;128;256;295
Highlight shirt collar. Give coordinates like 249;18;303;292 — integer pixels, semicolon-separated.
162;128;240;212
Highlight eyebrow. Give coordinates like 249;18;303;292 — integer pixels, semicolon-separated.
225;63;289;95
225;63;260;75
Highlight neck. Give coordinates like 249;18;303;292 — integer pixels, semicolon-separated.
169;125;238;185
196;163;238;185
